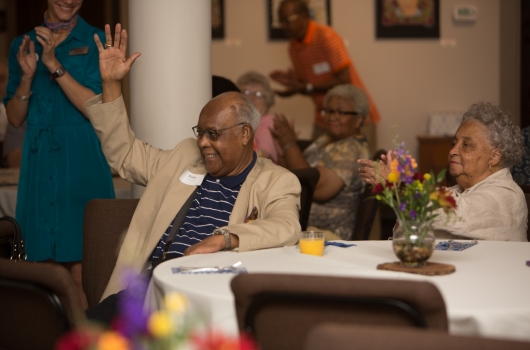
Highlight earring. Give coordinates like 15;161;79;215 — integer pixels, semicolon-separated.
489;164;492;170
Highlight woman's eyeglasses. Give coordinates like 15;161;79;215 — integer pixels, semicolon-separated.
191;123;246;141
243;90;265;99
321;109;359;118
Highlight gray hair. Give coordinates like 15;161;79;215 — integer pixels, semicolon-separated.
324;84;370;122
461;102;523;168
236;71;275;108
227;93;261;133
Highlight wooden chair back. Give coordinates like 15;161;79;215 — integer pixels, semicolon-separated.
305;324;530;350
82;198;139;307
0;259;84;350
231;273;448;350
290;168;320;231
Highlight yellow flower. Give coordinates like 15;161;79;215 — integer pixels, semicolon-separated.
148;310;173;338
97;331;130;350
164;292;188;313
424;173;431;180
388;171;399;183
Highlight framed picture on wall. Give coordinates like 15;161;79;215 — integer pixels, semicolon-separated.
268;0;331;40
376;0;440;39
212;0;224;39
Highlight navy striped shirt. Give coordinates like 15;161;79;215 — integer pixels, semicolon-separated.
151;153;257;265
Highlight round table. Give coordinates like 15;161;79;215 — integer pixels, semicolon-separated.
149;240;530;342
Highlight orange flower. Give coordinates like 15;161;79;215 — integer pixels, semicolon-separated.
430;188;457;210
97;331;130;350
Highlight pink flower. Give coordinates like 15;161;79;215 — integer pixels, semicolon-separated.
191;332;258;350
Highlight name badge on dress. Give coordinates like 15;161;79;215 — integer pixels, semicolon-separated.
69;46;89;56
179;169;205;186
312;61;331;75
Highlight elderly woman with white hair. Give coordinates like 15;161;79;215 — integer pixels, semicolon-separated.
272;84;371;240
359;102;527;241
237;71;278;162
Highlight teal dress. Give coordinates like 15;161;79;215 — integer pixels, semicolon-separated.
3;17;115;262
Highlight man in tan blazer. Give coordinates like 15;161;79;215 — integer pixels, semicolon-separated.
84;25;301;322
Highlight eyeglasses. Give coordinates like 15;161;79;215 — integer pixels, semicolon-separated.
192;123;246;141
321;108;359;118
243;90;265;99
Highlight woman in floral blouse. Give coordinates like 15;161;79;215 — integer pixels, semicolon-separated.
272;85;370;240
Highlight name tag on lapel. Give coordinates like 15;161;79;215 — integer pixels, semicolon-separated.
69;46;89;56
179;169;205;186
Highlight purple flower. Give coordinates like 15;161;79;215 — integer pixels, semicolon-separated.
409;210;417;220
115;270;150;339
414;192;422;199
399;202;406;211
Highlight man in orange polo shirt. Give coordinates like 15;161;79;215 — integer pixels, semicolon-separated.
270;0;380;140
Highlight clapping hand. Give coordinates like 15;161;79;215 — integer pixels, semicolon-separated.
94;23;141;83
358;150;394;186
34;26;57;70
270;113;298;157
16;35;37;80
269;69;304;97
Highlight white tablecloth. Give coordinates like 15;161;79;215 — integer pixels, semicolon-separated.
0;168;132;217
149;241;530;342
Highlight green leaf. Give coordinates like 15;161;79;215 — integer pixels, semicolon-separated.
436;168;447;184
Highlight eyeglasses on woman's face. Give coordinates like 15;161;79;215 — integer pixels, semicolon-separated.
321;108;359;118
192;123;246;142
243;90;265;99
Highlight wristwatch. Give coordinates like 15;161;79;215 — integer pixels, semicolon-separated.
50;65;66;80
213;228;231;250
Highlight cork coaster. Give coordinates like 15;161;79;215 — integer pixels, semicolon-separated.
377;262;456;276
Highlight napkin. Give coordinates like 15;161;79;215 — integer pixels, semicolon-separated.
171;266;247;274
324;242;356;248
435;240;478;251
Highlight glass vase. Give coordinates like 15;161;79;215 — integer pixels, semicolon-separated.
392;219;435;267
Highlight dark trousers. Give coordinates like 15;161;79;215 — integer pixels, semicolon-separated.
85;289;128;326
85;269;153;325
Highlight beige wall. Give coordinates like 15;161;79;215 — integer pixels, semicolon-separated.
212;0;509;159
500;0;520;122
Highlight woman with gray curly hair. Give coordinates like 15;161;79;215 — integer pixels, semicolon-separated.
359;102;527;241
237;71;278;162
272;84;371;240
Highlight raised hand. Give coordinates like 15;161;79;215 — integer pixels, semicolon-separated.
269;69;292;86
94;23;141;83
357;150;393;186
270;113;297;150
16;35;37;80
269;69;304;96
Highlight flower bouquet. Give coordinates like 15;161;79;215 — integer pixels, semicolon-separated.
56;271;256;350
371;142;457;267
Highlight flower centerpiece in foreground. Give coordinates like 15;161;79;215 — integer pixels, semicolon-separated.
371;142;457;267
56;271;256;350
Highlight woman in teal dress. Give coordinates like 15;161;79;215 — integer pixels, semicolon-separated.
4;0;114;308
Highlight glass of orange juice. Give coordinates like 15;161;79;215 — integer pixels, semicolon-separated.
299;231;325;256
